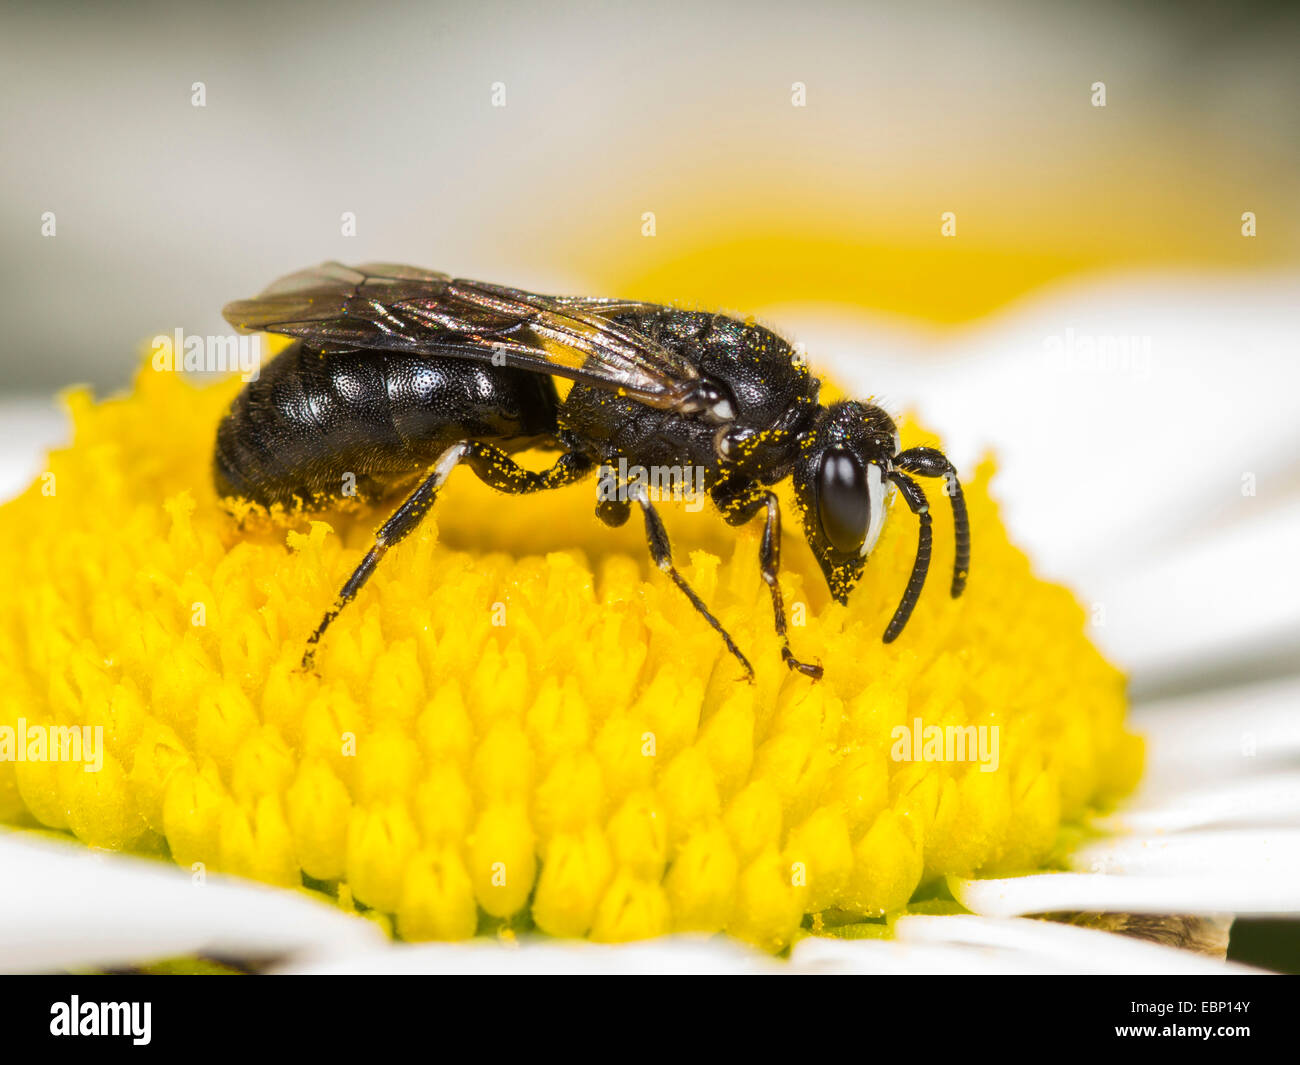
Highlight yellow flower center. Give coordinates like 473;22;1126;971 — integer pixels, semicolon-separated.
0;355;1142;952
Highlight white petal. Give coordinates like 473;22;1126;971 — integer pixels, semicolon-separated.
1132;675;1300;792
281;917;1258;975
1097;773;1300;833
274;937;781;976
0;829;384;973
0;400;67;503
951;871;1300;918
1069;829;1300;879
271;927;1127;975
892;915;1260;975
1083;501;1300;683
789;933;1081;975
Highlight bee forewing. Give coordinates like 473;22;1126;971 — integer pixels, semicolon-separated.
222;262;700;408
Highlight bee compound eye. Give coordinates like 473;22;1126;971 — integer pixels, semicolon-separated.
815;448;870;555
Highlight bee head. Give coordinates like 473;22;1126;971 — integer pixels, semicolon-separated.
793;401;900;604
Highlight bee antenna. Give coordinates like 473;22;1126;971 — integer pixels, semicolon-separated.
893;447;970;598
881;470;932;643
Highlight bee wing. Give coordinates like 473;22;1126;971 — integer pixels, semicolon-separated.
223;262;700;407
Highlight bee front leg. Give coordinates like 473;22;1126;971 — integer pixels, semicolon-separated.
717;486;822;680
302;442;468;669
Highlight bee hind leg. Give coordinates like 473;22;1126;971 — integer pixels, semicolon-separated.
302;441;469;670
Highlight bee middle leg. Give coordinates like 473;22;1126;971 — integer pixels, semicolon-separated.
718;487;823;680
599;483;755;681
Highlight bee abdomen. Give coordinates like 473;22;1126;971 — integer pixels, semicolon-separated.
213;342;560;510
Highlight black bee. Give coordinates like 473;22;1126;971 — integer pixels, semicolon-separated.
217;263;970;679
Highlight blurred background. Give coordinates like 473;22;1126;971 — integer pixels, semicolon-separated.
4;0;1298;390
2;0;1298;970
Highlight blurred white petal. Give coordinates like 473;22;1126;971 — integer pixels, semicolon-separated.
1132;675;1300;789
273;937;781;976
1099;774;1300;833
889;915;1260;976
273;916;1260;975
1094;675;1300;834
1085;501;1300;684
0;399;66;503
1069;830;1300;879
0;830;384;974
951;871;1299;919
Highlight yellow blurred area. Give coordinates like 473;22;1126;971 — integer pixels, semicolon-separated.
594;168;1295;324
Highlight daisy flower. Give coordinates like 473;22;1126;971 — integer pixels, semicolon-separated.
1;274;1294;975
